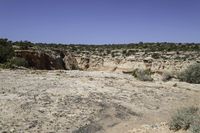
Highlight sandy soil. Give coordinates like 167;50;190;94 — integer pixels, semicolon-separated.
0;69;199;133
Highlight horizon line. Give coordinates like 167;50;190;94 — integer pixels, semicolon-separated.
1;37;200;45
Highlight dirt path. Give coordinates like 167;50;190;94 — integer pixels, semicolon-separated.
0;70;199;133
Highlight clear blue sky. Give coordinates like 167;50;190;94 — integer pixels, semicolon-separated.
0;0;200;44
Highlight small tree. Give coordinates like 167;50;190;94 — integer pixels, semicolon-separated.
0;39;14;63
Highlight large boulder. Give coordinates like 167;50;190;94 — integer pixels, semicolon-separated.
62;53;79;70
78;56;103;70
79;57;90;70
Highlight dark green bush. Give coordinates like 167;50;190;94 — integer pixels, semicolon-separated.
0;57;28;69
151;53;160;59
14;41;33;50
0;39;14;63
178;63;200;84
169;106;199;132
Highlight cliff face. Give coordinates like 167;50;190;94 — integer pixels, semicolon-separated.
15;50;79;70
76;51;200;72
14;48;200;72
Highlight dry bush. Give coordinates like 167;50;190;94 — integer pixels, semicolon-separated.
191;120;200;133
169;106;200;132
132;68;153;81
162;71;174;82
178;63;200;84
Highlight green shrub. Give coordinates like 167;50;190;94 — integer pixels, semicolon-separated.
151;53;160;59
169;106;199;131
178;63;200;84
9;57;28;67
132;68;153;81
0;39;14;63
0;57;28;69
191;121;200;133
13;41;33;50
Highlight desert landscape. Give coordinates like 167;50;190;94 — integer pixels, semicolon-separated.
0;40;200;133
1;1;200;132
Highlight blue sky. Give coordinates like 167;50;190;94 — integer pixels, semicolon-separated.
0;0;200;44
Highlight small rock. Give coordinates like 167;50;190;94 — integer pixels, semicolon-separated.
173;83;177;87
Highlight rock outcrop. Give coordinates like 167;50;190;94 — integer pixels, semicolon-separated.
78;57;90;70
15;50;79;70
15;49;200;72
75;51;200;72
63;53;79;70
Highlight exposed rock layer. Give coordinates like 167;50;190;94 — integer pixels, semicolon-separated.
15;50;79;70
14;49;200;72
76;51;200;72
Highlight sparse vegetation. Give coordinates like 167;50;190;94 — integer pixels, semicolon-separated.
162;71;174;82
9;57;29;67
0;57;28;69
191;121;200;133
169;106;200;132
132;68;153;81
2;38;200;55
13;41;33;50
178;63;200;84
151;53;160;59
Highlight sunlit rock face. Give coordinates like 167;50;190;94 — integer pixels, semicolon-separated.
15;48;199;72
75;51;199;72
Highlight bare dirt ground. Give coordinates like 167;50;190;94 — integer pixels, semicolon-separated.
0;69;199;133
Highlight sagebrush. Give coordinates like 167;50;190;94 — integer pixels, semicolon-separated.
162;71;174;82
132;68;153;81
178;63;200;84
169;106;200;132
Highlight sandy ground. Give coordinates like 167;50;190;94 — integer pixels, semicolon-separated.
0;69;200;133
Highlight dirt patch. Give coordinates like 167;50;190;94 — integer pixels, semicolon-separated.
0;70;199;133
